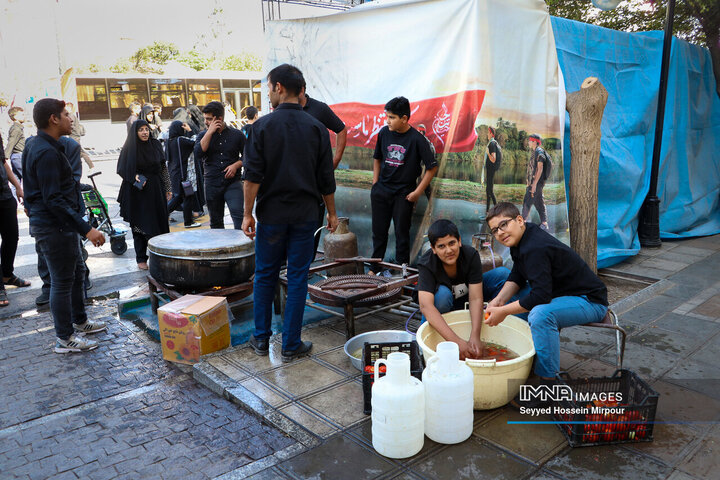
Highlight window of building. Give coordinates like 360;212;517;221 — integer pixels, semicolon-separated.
222;79;251;89
76;79;110;120
252;80;262;108
187;79;221;108
108;78;149;122
150;78;186;115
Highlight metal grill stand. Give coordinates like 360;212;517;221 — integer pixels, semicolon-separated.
147;274;254;314
278;258;419;339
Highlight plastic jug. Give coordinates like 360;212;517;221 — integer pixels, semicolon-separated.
371;352;425;458
423;341;474;444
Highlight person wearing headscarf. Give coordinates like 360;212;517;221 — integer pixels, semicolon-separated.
117;120;170;270
166;120;202;228
172;107;192;128
139;105;160;139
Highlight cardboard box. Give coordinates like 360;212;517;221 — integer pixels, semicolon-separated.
158;295;231;364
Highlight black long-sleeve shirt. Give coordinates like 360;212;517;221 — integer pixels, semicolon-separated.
243;103;336;224
22;132;91;235
193;124;246;182
508;223;608;310
0;135;12;201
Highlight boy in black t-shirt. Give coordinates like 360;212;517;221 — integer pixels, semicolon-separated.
484;202;608;407
370;97;438;272
417;220;486;359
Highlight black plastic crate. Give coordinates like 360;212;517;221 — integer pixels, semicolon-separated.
553;369;659;447
362;340;424;415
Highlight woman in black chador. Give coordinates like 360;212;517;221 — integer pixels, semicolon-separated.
117;120;170;270
166;120;203;228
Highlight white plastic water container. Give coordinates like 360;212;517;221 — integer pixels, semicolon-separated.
423;341;474;444
371;352;425;458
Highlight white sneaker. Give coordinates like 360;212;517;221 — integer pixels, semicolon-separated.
54;334;99;353
73;320;107;334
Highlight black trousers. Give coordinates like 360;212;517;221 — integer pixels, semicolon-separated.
522;184;547;224
133;231;151;263
370;183;414;272
167;191;198;226
0;197;19;279
486;167;497;209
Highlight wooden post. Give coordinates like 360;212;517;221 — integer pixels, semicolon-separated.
566;77;608;273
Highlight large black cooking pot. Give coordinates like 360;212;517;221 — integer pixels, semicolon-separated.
147;230;255;288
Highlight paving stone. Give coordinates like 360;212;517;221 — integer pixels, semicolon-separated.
279;434;396;479
619;343;681;380
409;437;535;480
677;423;720;478
1;301;296;480
544;445;670;479
692;294;720;318
662;357;720;401
626;326;704;357
473;409;566;463
651;313;720;338
626;422;699;466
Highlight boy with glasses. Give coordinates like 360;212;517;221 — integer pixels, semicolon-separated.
484;202;608;408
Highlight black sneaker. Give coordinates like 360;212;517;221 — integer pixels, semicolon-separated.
36;291;50;306
281;341;313;363
249;335;269;356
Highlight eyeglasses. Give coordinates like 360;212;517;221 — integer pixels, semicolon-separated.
490;218;516;236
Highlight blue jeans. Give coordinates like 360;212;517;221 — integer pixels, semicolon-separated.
253;220;317;351
31;227;87;340
204;178;243;229
484;266;607;377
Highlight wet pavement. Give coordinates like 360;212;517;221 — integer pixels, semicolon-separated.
0;302;296;480
2;233;719;479
195;234;720;480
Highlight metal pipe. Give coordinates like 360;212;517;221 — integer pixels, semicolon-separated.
639;0;675;248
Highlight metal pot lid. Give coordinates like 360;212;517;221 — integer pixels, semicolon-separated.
147;230;254;259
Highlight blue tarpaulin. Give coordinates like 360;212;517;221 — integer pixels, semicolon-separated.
551;17;720;268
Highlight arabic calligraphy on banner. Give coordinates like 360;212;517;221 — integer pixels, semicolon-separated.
330;89;486;153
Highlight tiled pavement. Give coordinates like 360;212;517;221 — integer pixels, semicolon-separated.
195;234;720;480
0;303;295;480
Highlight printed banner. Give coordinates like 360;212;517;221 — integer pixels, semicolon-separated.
332;89;486;152
266;0;567;263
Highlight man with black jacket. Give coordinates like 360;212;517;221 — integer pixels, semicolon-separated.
483;202;608;407
242;64;338;363
23;98;106;353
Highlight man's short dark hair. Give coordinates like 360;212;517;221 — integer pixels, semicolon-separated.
8;106;23;120
488;126;496;136
33;98;66;129
486;202;520;224
202;101;224;119
385;96;411;119
267;64;304;97
428;219;461;247
246;106;258;120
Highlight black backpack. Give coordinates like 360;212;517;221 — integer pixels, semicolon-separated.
538;147;552;181
489;138;502;169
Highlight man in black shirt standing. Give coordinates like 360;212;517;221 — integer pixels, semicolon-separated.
522;134;549;230
242;64;338;363
299;85;347;256
194;101;246;229
299;86;347;169
371;96;438;273
485;126;501;211
483;202;608;405
23;99;107;353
